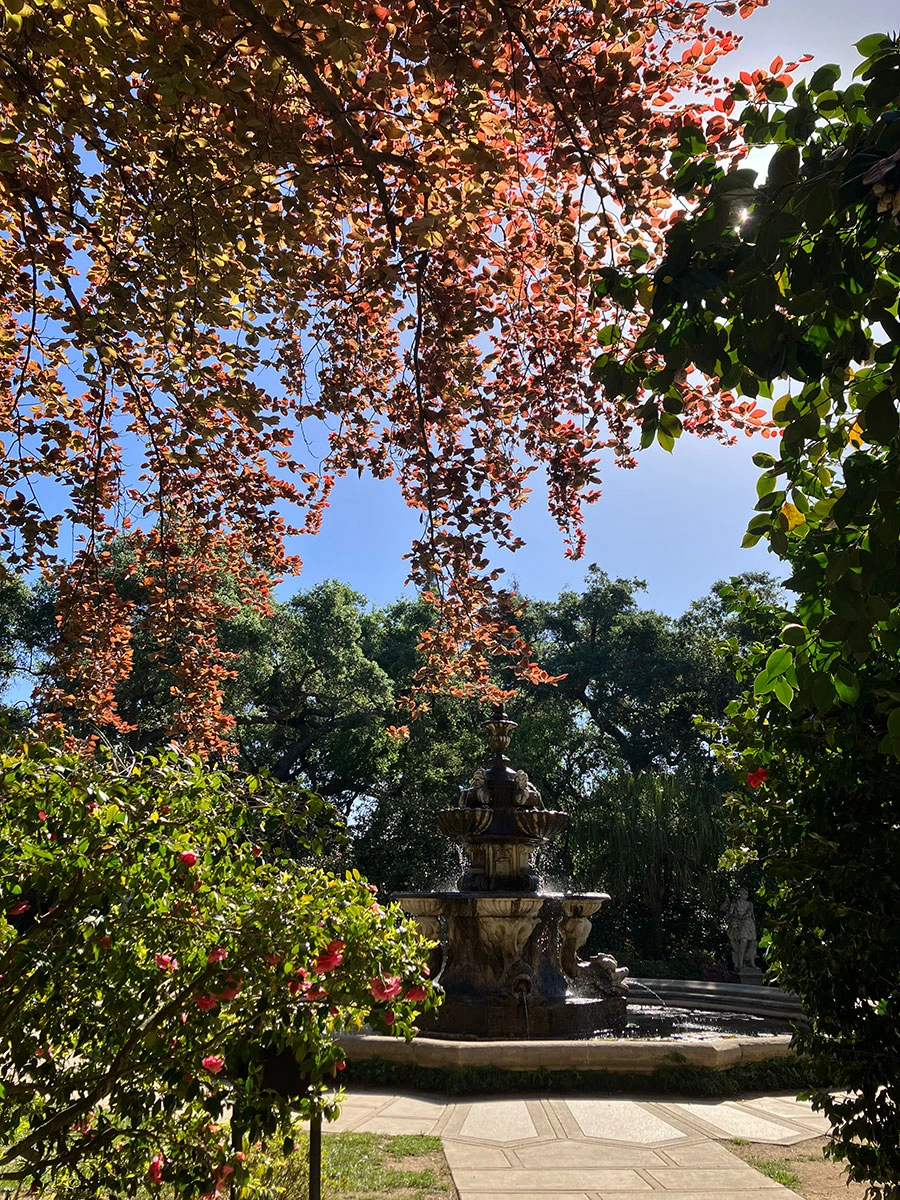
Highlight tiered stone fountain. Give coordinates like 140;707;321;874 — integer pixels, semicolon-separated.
396;706;629;1038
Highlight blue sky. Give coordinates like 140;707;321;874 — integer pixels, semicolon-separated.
288;0;899;618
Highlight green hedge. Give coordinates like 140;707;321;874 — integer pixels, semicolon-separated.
343;1054;821;1097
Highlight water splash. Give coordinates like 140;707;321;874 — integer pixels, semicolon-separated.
628;978;671;1009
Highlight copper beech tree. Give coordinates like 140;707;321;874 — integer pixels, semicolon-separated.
0;0;774;753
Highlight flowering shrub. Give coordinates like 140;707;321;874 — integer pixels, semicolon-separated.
0;736;437;1197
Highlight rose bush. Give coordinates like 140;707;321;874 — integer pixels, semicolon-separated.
0;735;437;1197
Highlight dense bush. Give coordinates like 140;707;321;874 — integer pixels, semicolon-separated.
0;736;436;1197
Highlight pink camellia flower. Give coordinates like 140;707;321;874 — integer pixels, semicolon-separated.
335;1059;346;1071
384;1009;396;1026
265;953;281;968
7;901;30;916
288;967;308;996
194;994;218;1012
747;767;769;789
38;810;46;821
202;1055;225;1074
313;940;344;973
220;979;242;1001
405;985;428;1003
421;964;430;978
370;975;402;1002
147;1154;164;1185
179;850;198;867
155;954;178;972
307;985;328;1001
207;947;227;964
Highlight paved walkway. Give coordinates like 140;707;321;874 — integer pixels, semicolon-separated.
328;1089;832;1199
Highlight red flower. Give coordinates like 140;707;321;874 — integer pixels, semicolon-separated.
371;975;402;1001
220;979;242;1000
313;942;344;973
747;767;769;789
148;1154;164;1185
336;1059;346;1071
38;810;46;821
179;850;198;867
265;953;281;968
384;1009;396;1026
405;985;428;1003
288;967;308;996
307;985;328;1001
155;954;178;972
7;900;31;916
207;947;228;964
194;994;218;1012
202;1055;225;1074
98;936;111;950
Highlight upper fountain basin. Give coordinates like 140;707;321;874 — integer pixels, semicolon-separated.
436;807;568;843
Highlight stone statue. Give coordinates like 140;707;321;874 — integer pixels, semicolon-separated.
460;767;491;809
578;952;630;996
513;769;541;808
722;888;757;972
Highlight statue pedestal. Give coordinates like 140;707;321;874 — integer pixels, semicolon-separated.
739;966;764;986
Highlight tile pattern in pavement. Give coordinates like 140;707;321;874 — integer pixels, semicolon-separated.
327;1089;832;1199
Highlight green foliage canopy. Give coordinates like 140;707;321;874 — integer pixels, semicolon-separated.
593;34;900;738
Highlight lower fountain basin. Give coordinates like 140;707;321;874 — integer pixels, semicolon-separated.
416;994;626;1040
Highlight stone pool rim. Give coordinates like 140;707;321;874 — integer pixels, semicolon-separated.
337;1030;796;1075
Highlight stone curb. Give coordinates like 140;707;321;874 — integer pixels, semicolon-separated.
630;978;804;1022
338;1032;796;1074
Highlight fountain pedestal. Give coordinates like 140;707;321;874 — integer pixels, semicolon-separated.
396;706;628;1039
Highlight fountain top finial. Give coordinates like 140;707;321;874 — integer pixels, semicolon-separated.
483;703;518;781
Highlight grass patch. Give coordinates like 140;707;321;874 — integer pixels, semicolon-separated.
748;1157;802;1190
731;1136;749;1146
1;1134;453;1200
267;1132;452;1200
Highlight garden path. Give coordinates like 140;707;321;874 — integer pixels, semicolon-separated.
326;1089;832;1199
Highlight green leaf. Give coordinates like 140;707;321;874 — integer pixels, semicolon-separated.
765;646;793;678
809;64;841;92
855;33;890;58
754;669;776;696
774;677;795;709
863;390;899;444
834;665;861;704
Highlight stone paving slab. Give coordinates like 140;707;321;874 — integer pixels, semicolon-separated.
644;1167;786;1190
452;1167;653;1191
328;1090;821;1199
458;1193;593;1200
555;1098;687;1144
658;1100;808;1143
459;1098;539;1141
510;1143;670;1169
598;1193;797;1200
